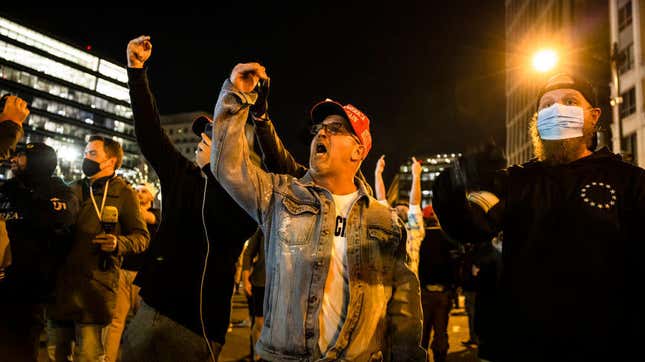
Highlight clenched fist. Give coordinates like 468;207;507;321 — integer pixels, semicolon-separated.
127;35;152;69
229;63;268;93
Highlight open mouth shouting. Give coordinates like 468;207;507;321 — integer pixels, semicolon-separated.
312;134;331;160
315;142;328;156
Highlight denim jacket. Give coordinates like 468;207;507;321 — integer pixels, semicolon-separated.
211;80;425;361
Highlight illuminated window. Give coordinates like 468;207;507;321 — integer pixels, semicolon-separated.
0;65;132;118
619;1;632;32
0;17;99;71
96;78;129;102
0;40;96;89
98;59;128;83
619;87;636;118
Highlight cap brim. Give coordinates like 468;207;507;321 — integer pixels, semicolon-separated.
191;116;212;136
310;100;348;125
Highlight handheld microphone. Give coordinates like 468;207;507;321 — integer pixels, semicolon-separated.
99;206;118;271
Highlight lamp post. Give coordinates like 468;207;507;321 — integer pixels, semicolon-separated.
610;42;625;153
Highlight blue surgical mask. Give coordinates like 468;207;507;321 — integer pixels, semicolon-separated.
537;103;584;140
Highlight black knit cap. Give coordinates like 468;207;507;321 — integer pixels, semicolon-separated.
19;142;58;177
536;73;598;111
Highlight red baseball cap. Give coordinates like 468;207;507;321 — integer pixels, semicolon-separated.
310;99;372;155
423;205;436;220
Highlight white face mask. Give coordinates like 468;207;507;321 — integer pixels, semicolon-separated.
537;103;584;140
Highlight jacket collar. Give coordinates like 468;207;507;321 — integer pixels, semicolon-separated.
296;171;372;207
86;173;117;188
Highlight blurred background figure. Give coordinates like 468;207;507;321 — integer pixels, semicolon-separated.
418;205;459;362
241;228;265;361
0;143;78;362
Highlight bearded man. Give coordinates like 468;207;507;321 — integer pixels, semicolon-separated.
432;74;645;362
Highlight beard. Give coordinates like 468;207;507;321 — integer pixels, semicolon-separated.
530;113;596;165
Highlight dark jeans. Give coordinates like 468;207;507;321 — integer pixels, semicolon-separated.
421;289;452;362
463;290;478;343
121;301;222;362
0;302;45;362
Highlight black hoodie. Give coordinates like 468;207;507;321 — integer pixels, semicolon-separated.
433;148;645;361
128;68;257;344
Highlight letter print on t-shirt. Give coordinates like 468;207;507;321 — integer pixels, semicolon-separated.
319;190;359;354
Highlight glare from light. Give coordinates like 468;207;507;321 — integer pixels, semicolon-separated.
533;49;558;72
58;145;81;162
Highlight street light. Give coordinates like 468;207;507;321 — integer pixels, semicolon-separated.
532;49;558;73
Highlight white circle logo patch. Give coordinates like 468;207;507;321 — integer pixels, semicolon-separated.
580;182;617;209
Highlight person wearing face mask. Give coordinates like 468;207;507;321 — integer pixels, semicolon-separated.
0;143;78;361
211;62;425;361
51;135;149;362
432;73;645;362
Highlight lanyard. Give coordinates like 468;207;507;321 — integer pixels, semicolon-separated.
89;179;110;222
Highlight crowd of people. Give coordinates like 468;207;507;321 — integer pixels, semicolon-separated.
0;34;643;362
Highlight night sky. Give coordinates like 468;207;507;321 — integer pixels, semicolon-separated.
5;4;506;185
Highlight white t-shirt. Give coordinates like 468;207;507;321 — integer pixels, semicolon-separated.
318;190;359;354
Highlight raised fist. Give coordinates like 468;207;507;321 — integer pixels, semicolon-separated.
127;35;152;68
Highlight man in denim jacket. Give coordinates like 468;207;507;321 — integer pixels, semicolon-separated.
210;63;425;361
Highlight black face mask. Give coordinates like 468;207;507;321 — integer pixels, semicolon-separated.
82;158;102;178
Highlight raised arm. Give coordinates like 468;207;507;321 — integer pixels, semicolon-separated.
0;95;28;160
374;155;387;202
127;36;190;180
407;157;425;236
253;117;308;177
406;157;425;269
210;63;285;224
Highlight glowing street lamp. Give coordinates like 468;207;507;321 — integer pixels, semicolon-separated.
532;49;558;73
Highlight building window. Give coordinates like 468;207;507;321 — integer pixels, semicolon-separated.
619;87;636;118
618;43;634;74
622;132;638;165
619;1;632;31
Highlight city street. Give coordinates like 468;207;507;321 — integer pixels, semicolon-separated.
221;293;479;362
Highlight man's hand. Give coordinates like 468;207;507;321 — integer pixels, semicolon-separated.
127;35;152;69
196;132;211;168
93;233;117;252
229;63;268;93
411;157;421;179
375;155;385;175
0;95;29;126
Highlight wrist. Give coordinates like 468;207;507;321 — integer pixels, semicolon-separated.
128;59;144;69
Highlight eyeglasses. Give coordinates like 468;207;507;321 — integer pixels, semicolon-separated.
310;122;353;135
310;123;361;144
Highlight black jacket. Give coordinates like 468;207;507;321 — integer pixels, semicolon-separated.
433;148;645;361
417;227;458;289
0;175;78;303
128;68;257;344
